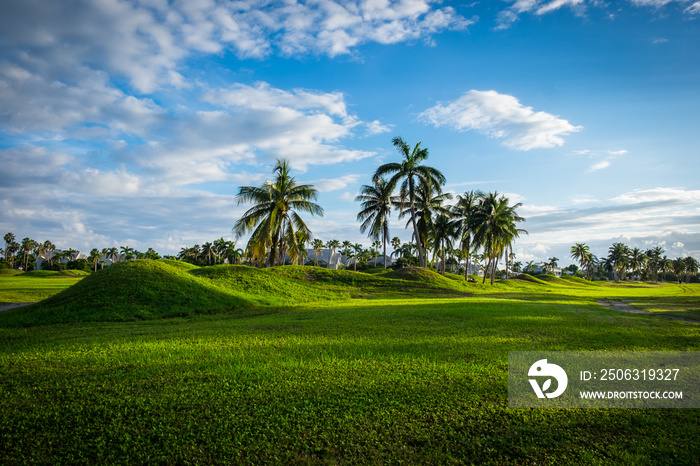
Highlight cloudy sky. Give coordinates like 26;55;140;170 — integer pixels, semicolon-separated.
1;0;699;265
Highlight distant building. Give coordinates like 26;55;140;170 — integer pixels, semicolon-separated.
531;262;562;277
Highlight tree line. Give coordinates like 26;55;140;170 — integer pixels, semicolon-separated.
1;233;163;272
570;242;698;284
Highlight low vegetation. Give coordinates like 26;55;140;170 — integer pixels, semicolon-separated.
1;262;699;463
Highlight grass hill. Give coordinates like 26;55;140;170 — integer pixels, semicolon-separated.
0;260;251;327
2;261;698;327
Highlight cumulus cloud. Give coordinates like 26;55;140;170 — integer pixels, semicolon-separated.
418;90;581;150
0;0;471;95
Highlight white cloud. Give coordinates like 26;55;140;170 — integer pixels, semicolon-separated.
587;160;611;172
685;1;700;13
365;120;393;135
311;174;362;192
496;0;699;29
612;187;700;204
419;90;581;150
496;0;587;29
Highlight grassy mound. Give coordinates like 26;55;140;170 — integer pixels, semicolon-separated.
560;276;600;286
160;259;200;270
513;273;549;285
0;269;24;276
0;260;250;327
191;265;346;304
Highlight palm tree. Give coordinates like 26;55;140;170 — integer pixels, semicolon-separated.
234;159;324;267
352;243;363;271
373;136;446;267
341;240;353;266
431;213;456;274
356;178;394;269
202;242;213;265
43;241;57;267
672;257;686;284
89;248;101;272
472;193;526;285
120;246;135;261
312;238;324;266
398;181;452;268
4;232;15;262
629;247;646;281
20;237;36;271
645;246;664;282
326;239;341;268
684;256;699;283
33;241;46;270
608;242;630;281
548;257;559;273
570;243;592;279
108;247;120;264
452;190;484;279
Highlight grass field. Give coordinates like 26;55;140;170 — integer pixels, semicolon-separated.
1;262;699;464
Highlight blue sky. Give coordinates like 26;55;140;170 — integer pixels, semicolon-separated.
1;0;699;266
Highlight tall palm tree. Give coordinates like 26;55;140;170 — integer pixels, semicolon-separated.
684;256;699;283
608;242;630;281
326;239;341;268
352;243;363;271
234;159;324;267
373;136;446;267
356;178;394;269
397;181;452;267
672;257;686;284
629;247;646;281
570;243;592;279
452;190;484;279
312;238;324;267
431;213;456;274
472;193;526;285
20;237;36;271
33;242;46;270
645;246;664;282
341;240;353;266
43;241;56;267
202;242;213;265
89;248;101;272
4;232;15;262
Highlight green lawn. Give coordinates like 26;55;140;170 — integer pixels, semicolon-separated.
1;264;699;464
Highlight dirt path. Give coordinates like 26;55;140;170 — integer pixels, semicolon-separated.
597;300;698;324
0;302;34;312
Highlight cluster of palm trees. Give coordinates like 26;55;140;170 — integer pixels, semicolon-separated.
570;242;698;283
233;137;527;284
353;137;526;284
177;238;244;266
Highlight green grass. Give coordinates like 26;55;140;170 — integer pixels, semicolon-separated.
1;262;699;463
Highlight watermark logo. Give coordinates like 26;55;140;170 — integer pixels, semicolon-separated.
528;359;568;398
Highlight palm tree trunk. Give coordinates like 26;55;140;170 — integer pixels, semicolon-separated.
409;208;425;267
482;257;491;284
383;231;387;269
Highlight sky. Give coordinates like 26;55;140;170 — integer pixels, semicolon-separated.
1;0;699;266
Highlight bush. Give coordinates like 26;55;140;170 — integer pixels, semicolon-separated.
394;257;418;269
